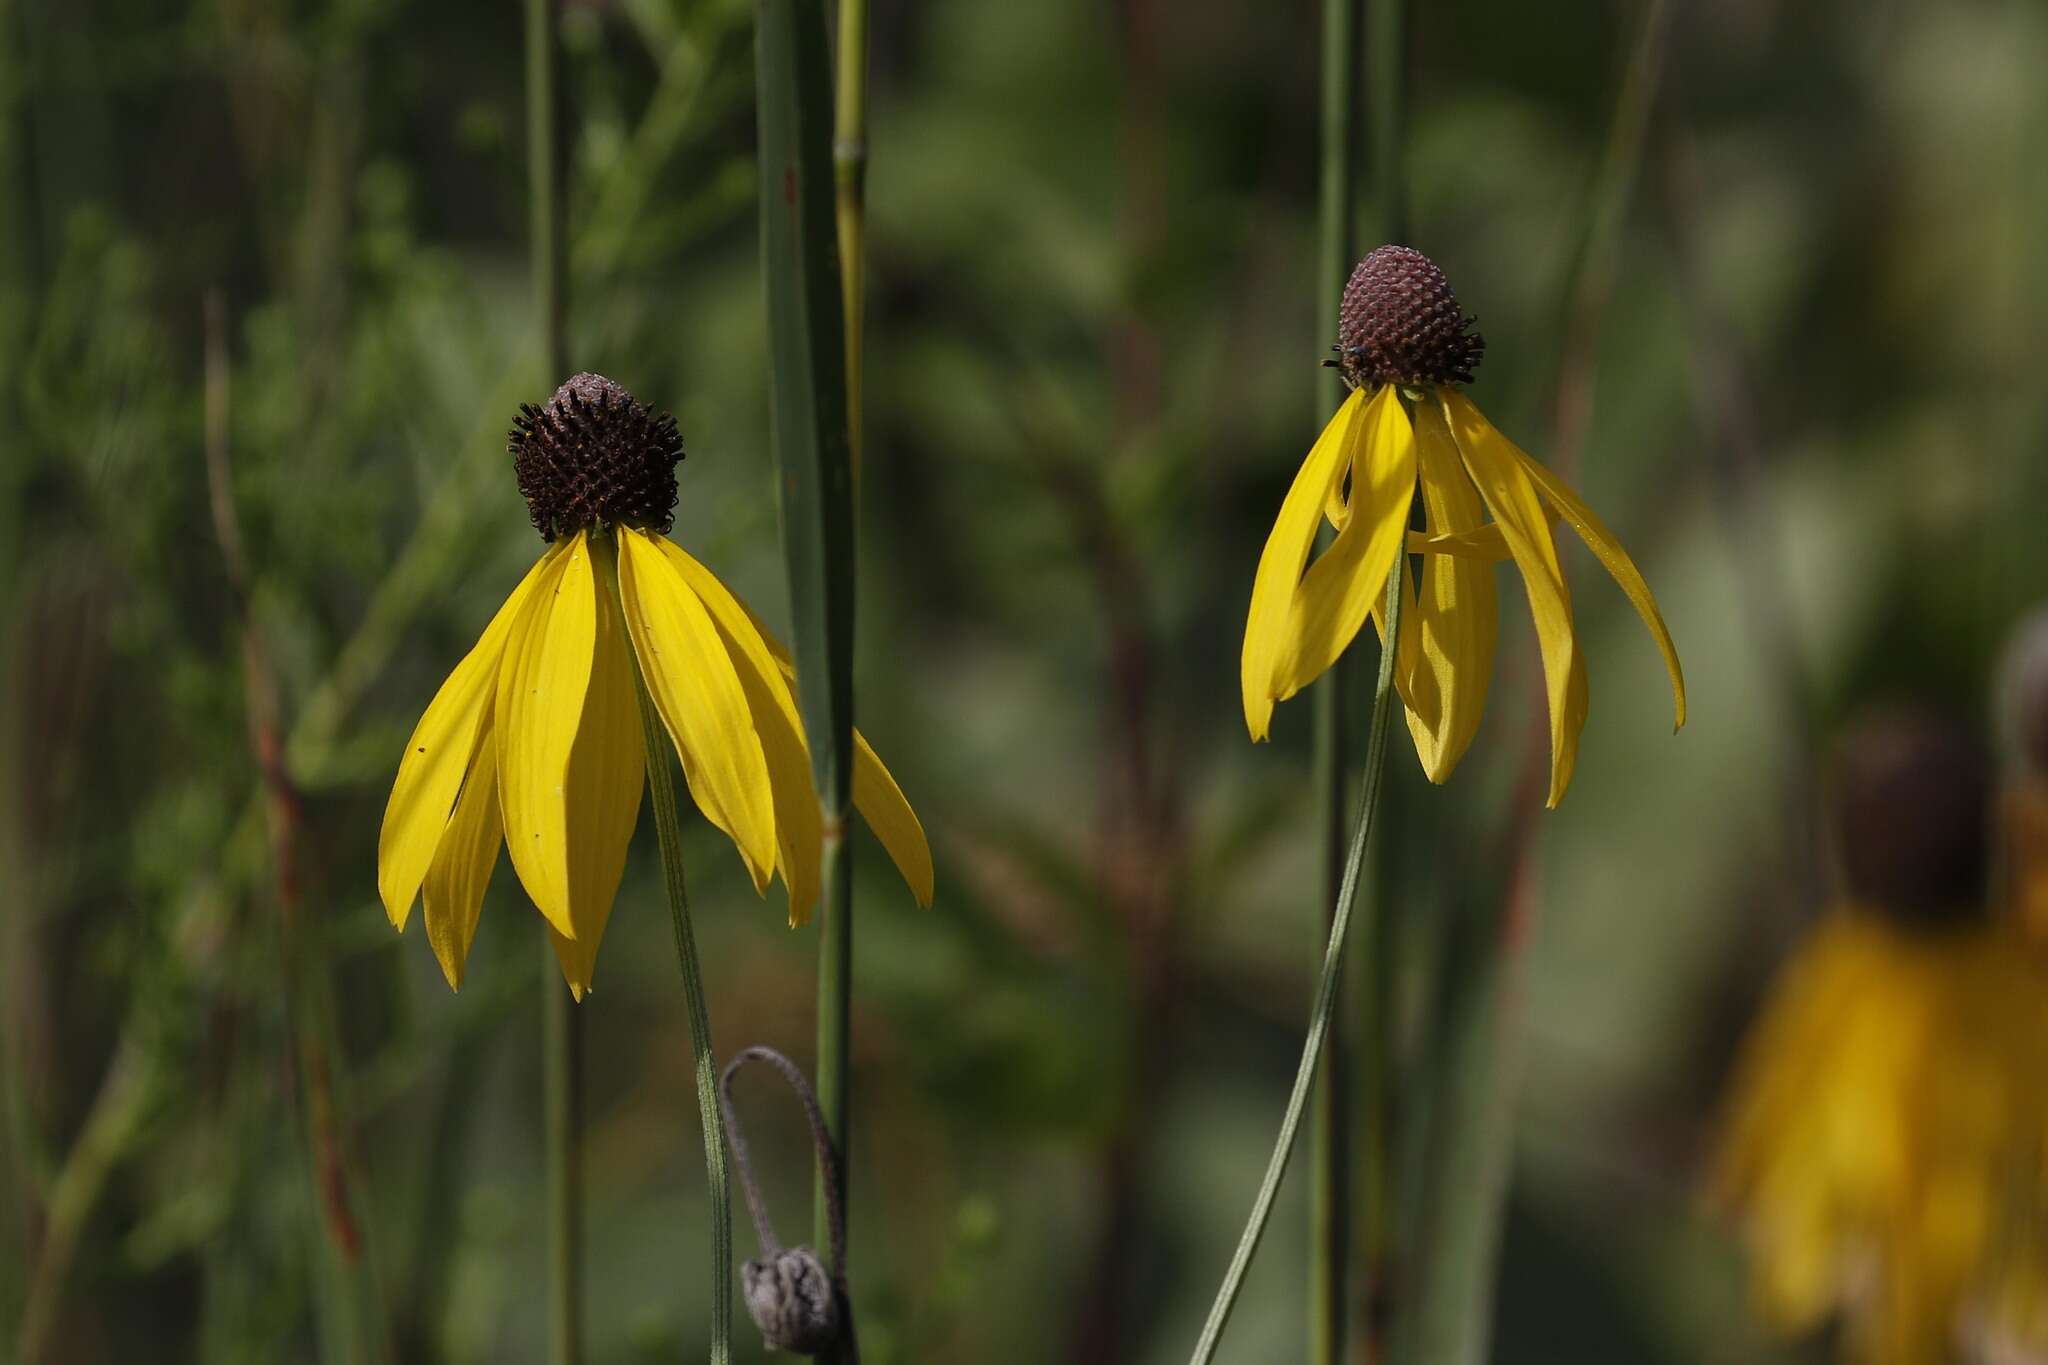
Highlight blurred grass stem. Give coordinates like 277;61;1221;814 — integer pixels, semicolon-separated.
1310;3;1361;1364
526;1;582;1361
1392;8;1670;1363
203;289;387;1364
1190;557;1404;1365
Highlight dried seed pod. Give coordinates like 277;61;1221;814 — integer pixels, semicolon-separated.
741;1247;840;1355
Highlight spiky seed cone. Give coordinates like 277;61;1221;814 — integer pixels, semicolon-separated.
510;372;684;542
1337;245;1486;389
1832;706;1991;927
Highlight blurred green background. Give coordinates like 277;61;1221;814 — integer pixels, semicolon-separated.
6;1;2048;1362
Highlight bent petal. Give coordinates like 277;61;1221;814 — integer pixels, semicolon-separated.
379;543;562;931
1403;400;1498;780
696;564;935;914
616;529;777;894
421;730;502;991
1407;524;1509;560
1512;450;1686;731
1242;387;1366;740
1444;391;1585;807
643;536;822;920
1277;386;1418;701
496;532;597;940
853;731;936;909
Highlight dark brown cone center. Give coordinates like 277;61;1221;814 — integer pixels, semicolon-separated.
1336;245;1486;389
510;373;684;542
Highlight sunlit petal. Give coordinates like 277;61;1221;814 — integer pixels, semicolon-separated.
1402;399;1498;780
646;534;822;922
616;528;777;895
421;728;502;991
495;532;597;940
544;541;646;999
1444;391;1584;807
1241;387;1367;740
379;543;563;931
699;564;936;914
1276;386;1418;701
852;731;936;909
1513;445;1686;730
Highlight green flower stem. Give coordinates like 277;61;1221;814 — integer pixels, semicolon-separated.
1309;5;1362;1365
542;957;582;1365
1189;555;1405;1365
824;0;864;1301
525;1;580;1362
1363;6;1409;1352
753;3;858;1338
607;536;735;1365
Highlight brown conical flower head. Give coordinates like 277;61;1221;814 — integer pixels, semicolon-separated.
1831;704;1991;928
511;373;684;542
1336;245;1486;389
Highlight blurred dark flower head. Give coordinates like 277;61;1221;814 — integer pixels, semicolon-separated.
1829;704;1990;926
1995;606;2048;775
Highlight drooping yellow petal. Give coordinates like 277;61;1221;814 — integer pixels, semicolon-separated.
1444;391;1585;807
378;543;563;930
615;528;776;893
1401;400;1498;780
1276;386;1418;702
1511;445;1686;731
852;730;936;909
704;567;936;914
544;541;646;1000
633;532;817;917
420;728;502;991
495;532;597;940
1241;386;1367;741
759;641;936;914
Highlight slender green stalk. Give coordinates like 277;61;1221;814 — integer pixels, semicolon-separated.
527;0;566;374
541;957;582;1365
824;0;866;1290
1361;6;1409;1356
833;0;868;477
1367;0;1406;248
525;3;580;1362
596;535;736;1364
1309;5;1361;1365
753;3;858;1336
1188;557;1404;1365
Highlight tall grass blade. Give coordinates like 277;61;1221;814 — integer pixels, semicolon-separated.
754;5;859;1351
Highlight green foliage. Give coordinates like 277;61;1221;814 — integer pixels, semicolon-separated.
6;2;2048;1363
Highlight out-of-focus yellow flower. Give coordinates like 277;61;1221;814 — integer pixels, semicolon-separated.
1714;909;2048;1364
1240;246;1683;806
1714;709;2048;1364
377;374;933;999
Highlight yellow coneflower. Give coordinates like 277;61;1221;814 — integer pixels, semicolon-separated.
376;373;933;999
1714;708;2048;1365
1241;245;1685;805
